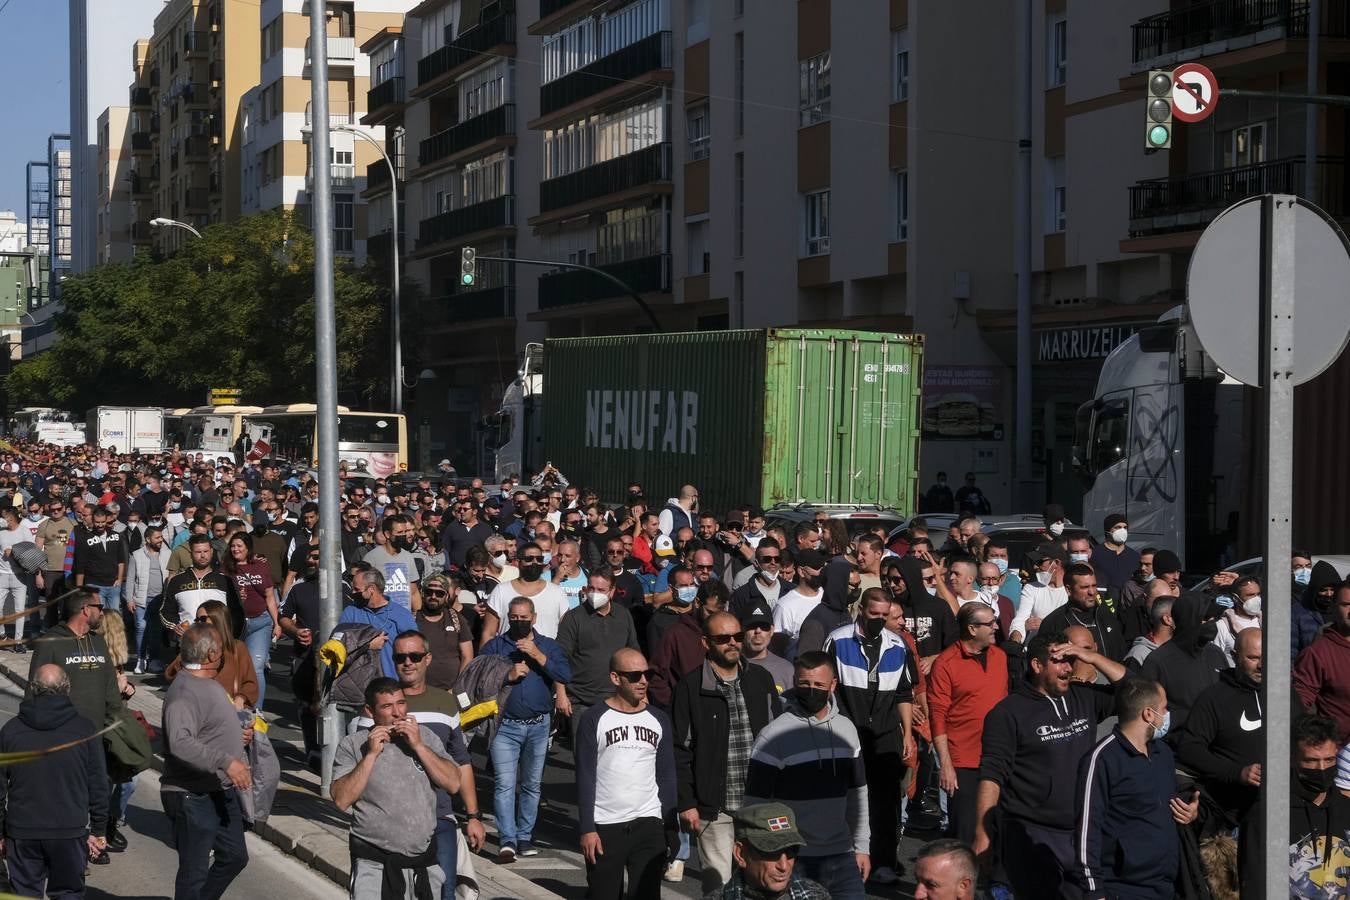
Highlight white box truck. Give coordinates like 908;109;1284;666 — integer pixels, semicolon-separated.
87;407;164;454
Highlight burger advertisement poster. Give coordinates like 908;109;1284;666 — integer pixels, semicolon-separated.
922;366;1003;441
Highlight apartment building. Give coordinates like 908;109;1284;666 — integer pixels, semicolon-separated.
94;106;135;265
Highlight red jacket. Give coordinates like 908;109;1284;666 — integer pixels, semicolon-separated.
649;612;705;709
927;640;1008;769
1295;628;1350;742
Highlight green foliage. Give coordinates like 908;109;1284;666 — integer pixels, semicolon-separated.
7;211;390;410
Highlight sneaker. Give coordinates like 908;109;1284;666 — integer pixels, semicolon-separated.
132;658;145;675
518;844;539;857
870;866;901;885
663;860;684;882
498;846;516;864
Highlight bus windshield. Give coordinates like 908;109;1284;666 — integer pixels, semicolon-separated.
338;415;397;446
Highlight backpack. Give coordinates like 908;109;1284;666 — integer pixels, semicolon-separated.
317;623;385;711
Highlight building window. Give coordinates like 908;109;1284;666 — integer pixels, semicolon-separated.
460;60;510;121
803;189;830;256
598;0;665;57
891;169;908;242
1224;122;1267;168
686;219;709;274
799;53;831;126
1045;156;1066;233
1047;15;1066;87
461;150;511;206
734;152;744;257
687;102;709;160
542;97;664;180
892;29;909;102
334;193;353;253
597;206;664;265
541;17;596;84
734;32;744;136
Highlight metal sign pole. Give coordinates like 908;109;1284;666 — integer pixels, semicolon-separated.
1261;194;1295;897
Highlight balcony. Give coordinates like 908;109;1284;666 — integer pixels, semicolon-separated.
209;60;223;85
129;173;150;198
1132;0;1350;68
184;30;208;57
182;83;208;107
425;286;516;325
365;158;404;196
183;136;210;161
131;131;152;152
418;104;515;168
305;100;357;129
539;142;671;215
416;6;516;94
367;76;406;118
130;222;152;242
539;31;672;119
306;35;357;67
307;164;356;191
537;253;670;310
130;87;152;108
1128;156;1347;237
417;195;515;250
185;188;210;212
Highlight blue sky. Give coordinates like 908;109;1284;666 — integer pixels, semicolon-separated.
0;0;70;217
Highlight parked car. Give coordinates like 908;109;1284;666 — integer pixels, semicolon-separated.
886;513;1092;571
764;503;908;541
1190;555;1350;593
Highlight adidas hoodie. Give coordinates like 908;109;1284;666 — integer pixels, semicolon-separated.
744;691;869;858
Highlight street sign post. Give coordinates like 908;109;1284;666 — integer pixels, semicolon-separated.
1187;195;1350;896
1171;62;1219;123
208;387;242;406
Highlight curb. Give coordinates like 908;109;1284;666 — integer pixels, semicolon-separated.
0;655;566;899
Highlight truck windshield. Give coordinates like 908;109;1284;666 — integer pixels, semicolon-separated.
1091;398;1130;473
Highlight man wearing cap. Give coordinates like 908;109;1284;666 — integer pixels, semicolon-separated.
1008;543;1068;644
771;549;827;660
741;602;793;693
705;803;830;900
1090;514;1140;600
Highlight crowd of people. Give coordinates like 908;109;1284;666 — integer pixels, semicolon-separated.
0;442;1343;900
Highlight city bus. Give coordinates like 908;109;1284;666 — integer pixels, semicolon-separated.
165;406;264;457
10;408;86;446
245;405;408;477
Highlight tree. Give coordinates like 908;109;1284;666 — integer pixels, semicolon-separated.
7;211;389;411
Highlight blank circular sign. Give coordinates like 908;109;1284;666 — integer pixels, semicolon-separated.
1187;194;1350;387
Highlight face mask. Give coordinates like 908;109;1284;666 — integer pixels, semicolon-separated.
1036;570;1053;587
507;620;532;640
926;585;938;597
394;537;414;552
991;558;1008;575
169;502;181;511
806;573;825;589
1142;572;1156;583
491;553;507;568
1070;552;1090;564
1049;521;1065;537
1243;596;1262;617
1298;765;1335;797
1110;527;1129;544
1148;708;1171;740
518;563;544;582
796;686;830;716
541;552;553;566
861;617;885;640
586;591;608;610
847;588;862;602
674;585;698;605
1295;567;1313;586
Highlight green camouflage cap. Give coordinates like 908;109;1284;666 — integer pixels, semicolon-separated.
732;802;806;853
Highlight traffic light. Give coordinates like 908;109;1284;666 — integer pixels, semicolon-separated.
1145;69;1173;150
461;246;476;287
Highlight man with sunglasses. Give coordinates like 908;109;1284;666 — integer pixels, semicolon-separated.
576;647;675;899
708;803;830;900
730;539;793;620
672;611;782;892
415;573;474;690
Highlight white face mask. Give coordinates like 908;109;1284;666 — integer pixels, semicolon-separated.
491;553;507;568
1036;570;1053;587
1049;521;1065;537
1243;596;1262;617
925;585;938;597
586;591;609;610
1110;527;1129;544
1069;552;1090;564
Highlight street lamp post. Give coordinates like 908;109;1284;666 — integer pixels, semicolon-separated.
332;123;402;414
149;217;203;240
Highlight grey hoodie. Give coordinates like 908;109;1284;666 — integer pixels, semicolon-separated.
743;691;869;857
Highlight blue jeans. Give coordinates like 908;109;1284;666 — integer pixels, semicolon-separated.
489;716;550;850
94;583;121;612
434;818;458;900
162;788;249;900
798;853;866;900
127;598;148;662
241;612;273;709
113;777;136;826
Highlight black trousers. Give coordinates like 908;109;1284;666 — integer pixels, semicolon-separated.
1000;815;1082;900
586;817;666;900
948;767;982;845
6;835;87;899
860;736;904;870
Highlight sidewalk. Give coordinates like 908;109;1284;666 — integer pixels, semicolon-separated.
0;652;563;900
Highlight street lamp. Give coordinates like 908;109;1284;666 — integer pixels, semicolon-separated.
149;217;203;239
332;122;402;414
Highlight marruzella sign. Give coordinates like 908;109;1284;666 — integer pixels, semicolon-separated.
1037;325;1139;363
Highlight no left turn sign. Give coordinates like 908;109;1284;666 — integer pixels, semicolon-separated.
1171;62;1219;123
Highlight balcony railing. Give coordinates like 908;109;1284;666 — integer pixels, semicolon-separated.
368;76;406;113
183;136;210;160
307;35;357;65
131;131;152;151
209;60;223;83
185;188;210;211
539;142;671;213
184;30;207;56
537;253;670;310
418;6;516;87
129;173;150;196
417;195;515;249
130;87;152;107
182;83;207;106
419;104;515;167
1132;0;1350;63
538;0;581;19
540;31;672;117
425;286;516;324
305;100;357;129
1128;156;1347;236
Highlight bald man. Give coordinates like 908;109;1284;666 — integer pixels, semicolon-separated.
1065;626;1117;740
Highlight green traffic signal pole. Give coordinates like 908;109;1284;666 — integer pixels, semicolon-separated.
471;255;664;333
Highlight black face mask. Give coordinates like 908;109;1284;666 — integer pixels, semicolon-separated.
806;573;825;589
796;687;830;716
518;563;544;583
1296;765;1335;798
393;537;414;552
861;617;885;640
507;620;532;640
847;588;862;603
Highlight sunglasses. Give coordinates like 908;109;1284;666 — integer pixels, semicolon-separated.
757;556;780;564
425;589;449;598
614;669;654;683
393;652;428;664
709;632;744;645
694;564;715;571
520;556;544;563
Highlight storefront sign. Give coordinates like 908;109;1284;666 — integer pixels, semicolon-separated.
922;366;1002;441
1037;325;1139;362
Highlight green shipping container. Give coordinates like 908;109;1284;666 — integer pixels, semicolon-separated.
541;329;923;515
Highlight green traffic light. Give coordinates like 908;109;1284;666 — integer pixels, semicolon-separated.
1148;124;1170;147
462;273;475;286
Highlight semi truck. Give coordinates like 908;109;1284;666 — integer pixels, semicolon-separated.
86;406;165;454
1074;306;1350;572
490;329;925;515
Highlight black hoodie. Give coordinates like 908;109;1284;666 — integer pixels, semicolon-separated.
26;623;121;730
0;693;109;839
978;677;1115;830
1174;668;1262;821
898;556;957;658
1139;591;1228;735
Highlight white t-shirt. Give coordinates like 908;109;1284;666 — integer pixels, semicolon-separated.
773;588;822;642
488;580;570;639
20;515;45;542
1009;583;1068;640
577;703;671;828
0;528;26;576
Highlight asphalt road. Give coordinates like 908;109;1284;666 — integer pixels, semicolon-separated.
0;675;344;900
